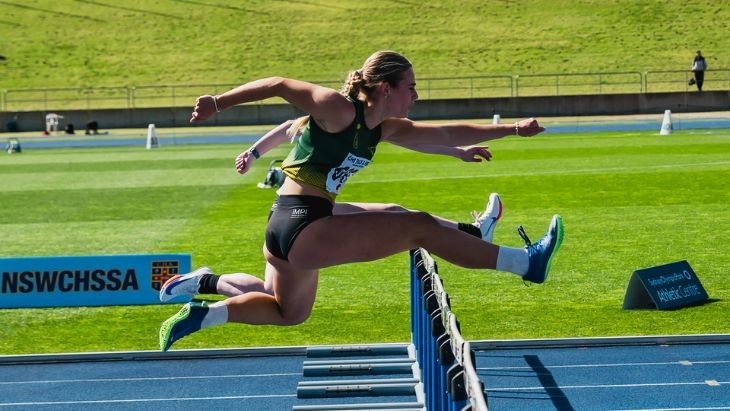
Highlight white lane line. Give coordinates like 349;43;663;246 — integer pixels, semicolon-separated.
0;394;297;407
610;408;730;411
479;359;730;371
487;380;728;391
0;372;300;385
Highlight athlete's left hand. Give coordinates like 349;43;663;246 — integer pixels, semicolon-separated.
457;145;492;162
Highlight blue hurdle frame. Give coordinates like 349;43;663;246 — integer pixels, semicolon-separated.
410;248;489;411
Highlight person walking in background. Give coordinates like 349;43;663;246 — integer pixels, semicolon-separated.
690;50;707;91
158;50;564;352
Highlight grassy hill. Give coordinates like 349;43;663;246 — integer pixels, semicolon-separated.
1;0;728;91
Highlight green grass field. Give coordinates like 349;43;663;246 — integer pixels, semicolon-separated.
1;126;728;355
1;0;728;90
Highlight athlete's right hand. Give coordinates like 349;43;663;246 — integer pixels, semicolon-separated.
190;95;217;123
235;150;256;175
514;118;545;137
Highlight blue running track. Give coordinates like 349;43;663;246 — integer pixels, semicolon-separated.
2;336;729;410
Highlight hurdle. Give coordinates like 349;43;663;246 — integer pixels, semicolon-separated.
294;341;425;409
410;248;489;411
302;357;417;377
293;249;487;410
307;345;410;358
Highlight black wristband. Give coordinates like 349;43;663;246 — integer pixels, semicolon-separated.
248;147;261;159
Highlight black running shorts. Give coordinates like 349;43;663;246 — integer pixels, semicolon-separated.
265;195;334;261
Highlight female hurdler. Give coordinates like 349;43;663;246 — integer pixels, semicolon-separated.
158;51;564;351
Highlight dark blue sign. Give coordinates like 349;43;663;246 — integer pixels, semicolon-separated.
623;260;708;310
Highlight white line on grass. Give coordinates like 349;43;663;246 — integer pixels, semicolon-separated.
349;160;730;185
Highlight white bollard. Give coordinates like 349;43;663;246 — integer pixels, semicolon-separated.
146;124;159;149
492;114;501;125
660;110;673;135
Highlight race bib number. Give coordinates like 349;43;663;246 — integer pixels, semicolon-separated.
326;153;371;194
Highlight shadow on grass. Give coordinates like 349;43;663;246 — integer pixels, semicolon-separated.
74;0;181;19
170;0;269;15
0;0;104;22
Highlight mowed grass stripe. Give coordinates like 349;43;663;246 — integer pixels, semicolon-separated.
347;160;730;185
2;186;235;224
2;157;727;192
0;145;246;166
0;168;247;191
0;159;240;175
0;219;189;257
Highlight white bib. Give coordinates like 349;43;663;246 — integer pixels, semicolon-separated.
326;152;371;194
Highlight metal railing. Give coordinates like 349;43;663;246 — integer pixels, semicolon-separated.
514;72;643;96
645;69;730;93
1;69;727;112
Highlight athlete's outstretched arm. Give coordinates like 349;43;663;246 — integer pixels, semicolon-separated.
381;117;545;147
388;142;493;163
190;77;354;133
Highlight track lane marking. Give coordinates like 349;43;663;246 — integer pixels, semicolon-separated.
487;380;728;391
0;372;300;385
0;394;298;407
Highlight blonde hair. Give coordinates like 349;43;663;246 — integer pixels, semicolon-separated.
286;116;308;141
341;51;412;99
288;51;412;138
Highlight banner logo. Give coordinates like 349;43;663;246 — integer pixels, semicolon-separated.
150;260;180;291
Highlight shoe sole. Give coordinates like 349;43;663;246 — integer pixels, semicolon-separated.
489;193;503;221
480;194;503;242
159;270;207;302
159;303;193;352
543;215;564;282
159;275;182;302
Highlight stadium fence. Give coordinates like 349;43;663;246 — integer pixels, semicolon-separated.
2;69;728;112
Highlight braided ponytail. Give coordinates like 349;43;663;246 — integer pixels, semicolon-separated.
341;69;365;99
340;51;412;100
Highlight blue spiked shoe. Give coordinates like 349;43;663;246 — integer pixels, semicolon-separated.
159;302;208;352
520;215;564;284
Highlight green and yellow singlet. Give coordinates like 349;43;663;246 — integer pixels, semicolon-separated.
281;97;381;199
